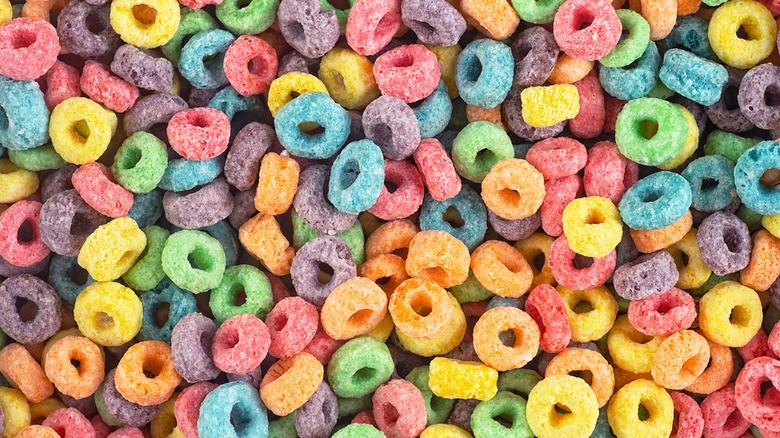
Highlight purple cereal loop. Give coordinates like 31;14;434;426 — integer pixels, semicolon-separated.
60;392;98;418
362;95;421;160
163;177;234;229
101;369;160;427
705;67;755;134
511;26;560;88
737;63;780;130
293;165;358;235
277;0;341;59
0;275;62;344
57;0;120;59
290;236;357;307
225;122;275;191
696;211;752;276
0;254;50;278
295;382;338;438
487;209;541;242
42;164;77;203
171;313;220;383
612;251;679;300
111;45;175;92
278;51;320;76
123;93;188;137
40;189;105;257
228;189;258;230
400;0;467;47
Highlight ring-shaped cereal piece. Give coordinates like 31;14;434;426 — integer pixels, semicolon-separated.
166;108;231;161
685;337;733;395
627;287;696;336
374;44;440;104
473;306;540;371
0;275;62;345
615;98;688;167
274;92;351;160
0;159;39;204
0;387;31;438
741;230;780;292
735;141;780;215
607;379;674;438
545;347;615;408
395;292;466;357
41;407;95;438
388;278;454;341
470;240;533;298
78;217;146;282
321;277;388;341
650;330;710;390
481;158;545;221
515;233;556;288
405;230;470;289
0;18;59;81
345;0;401;56
701;383;750;438
109;0;180;49
428;357;498;401
43;336;104;400
735;357;780;432
669;391;704;438
365;219;418;260
114;341;182;407
15;426;59;438
628;0;677;40
260;352;323;416
552;0;621;61
667;229;711;290
607;315;666;374
527;374;600;438
562;197;623;258
525;284;571;353
559;285;618;343
74;281;142;347
49;98;118;165
211;314;270;374
0;343;53;403
318;47;380;111
267;71;329;117
699;281;762;347
358;254;408;297
618;171;692;231
198;381;268;438
549;235;616;291
708;0;777;69
629;211;693;253
72;163;134;219
583;141;639;205
223;35;278;97
526;137;588;181
0;201;49;268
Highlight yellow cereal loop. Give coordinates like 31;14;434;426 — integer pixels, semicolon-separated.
698;281;762;347
396;293;466;357
515;233;556;287
424;43;462;99
49;97;118;165
421;424;473;438
318;48;380;110
0;387;31;438
267;72;329;117
0;0;11;25
708;0;777;69
74;282;143;347
607;379;674;438
366;312;394;343
562;197;623;258
558;286;618;343
78;217;147;282
151;393;179;438
110;0;180;48
608;315;666;374
0;159;39;203
29;398;65;424
657;105;699;170
666;229;711;290
526;375;600;438
520;84;580;128
762;213;780;238
428;358;498;401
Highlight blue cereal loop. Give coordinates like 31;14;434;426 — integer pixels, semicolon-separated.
659;49;728;106
681;155;737;212
48;255;95;306
419;184;487;250
618;171;693;230
455;39;514;109
179;29;235;89
158;156;225;192
128;189;164;228
140;280;197;343
735;141;780;215
0;75;50;151
413;81;453;138
327;139;385;215
198;381;269;438
599;41;661;101
275;92;350;159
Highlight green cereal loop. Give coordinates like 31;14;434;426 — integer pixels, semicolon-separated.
691;272;739;297
268;412;297;438
449;270;494;303
337;393;373;418
8;144;66;171
737;204;764;232
497;369;542;398
216;0;279;36
123;226;170;292
328;336;394;398
471;391;533;437
209;264;273;323
511;0;566;24
319;0;356;32
406;366;456;425
332;424;385;438
702;0;727;5
161;229;226;293
704;130;761;165
615;97;688;166
112;132;169;194
161;8;219;64
292;209;365;265
452;121;515;183
645;81;675;99
599;10;651;68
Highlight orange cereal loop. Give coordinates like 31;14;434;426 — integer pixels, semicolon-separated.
545;347;615;408
470;240;533;298
358;253;409;297
473;306;540;371
515;233;557;288
741;230;780;292
239;213;295;276
481;158;545;221
677;0;701;15
389;278;455;340
684;337;733;395
0;344;53;404
629;0;677;40
260;352;323;416
612;0;627;8
650;330;710;390
40;328;85;370
254;152;300;216
630;211;693;253
15;425;59;438
405;230;470;288
365;219;419;260
43;336;104;400
548;54;594;85
460;0;519;40
114;341;182;407
466;104;505;129
321;277;388;341
613;366;652;392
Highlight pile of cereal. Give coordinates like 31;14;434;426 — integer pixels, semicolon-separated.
2;0;780;436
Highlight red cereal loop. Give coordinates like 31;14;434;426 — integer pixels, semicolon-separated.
670;391;705;438
178;0;222;10
372;379;427;438
525;137;588;180
80;61;139;113
267;273;293;305
627;287;696;337
71;162;134;218
166;108;232;161
346;0;402;56
525;284;572;353
603;95;627;134
107;427;144;438
701;383;750;438
0;18;59;81
735;357;780;433
212;314;271;374
583;141;639;204
43;61;82;111
552;0;622;61
413;138;461;202
541;174;583;237
303;326;345;365
549;235;616;290
42;408;95;438
0;200;50;267
265;296;319;359
352;410;377;426
174;382;218;438
738;329;777;363
373;44;441;103
368;159;425;221
569;71;605;139
224;35;279;97
91;416;112;438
